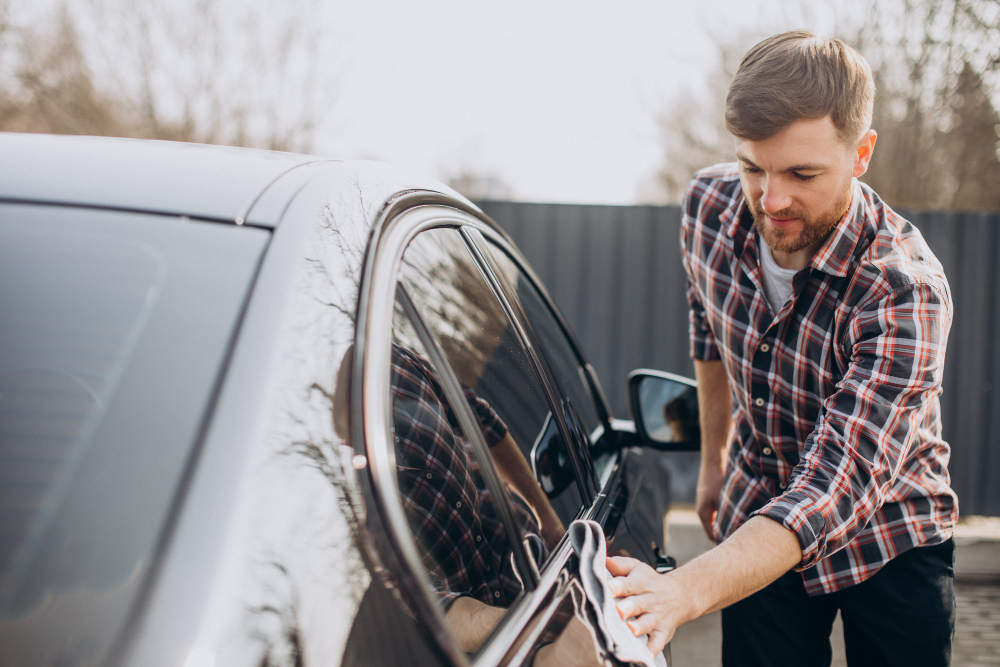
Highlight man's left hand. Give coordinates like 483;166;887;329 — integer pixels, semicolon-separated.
606;556;690;655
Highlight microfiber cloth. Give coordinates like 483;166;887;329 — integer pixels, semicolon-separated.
569;520;668;667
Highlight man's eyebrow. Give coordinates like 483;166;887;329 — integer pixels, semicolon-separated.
736;154;825;172
783;163;825;172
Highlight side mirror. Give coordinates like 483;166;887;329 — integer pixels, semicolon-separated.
530;412;575;498
627;369;700;451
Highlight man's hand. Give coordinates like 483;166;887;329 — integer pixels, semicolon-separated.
606;556;690;655
608;516;802;657
695;463;725;540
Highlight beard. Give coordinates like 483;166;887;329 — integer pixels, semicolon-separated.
750;182;853;255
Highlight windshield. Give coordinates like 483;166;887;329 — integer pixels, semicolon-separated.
0;204;268;666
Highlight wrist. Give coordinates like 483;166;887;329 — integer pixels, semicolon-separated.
663;567;709;624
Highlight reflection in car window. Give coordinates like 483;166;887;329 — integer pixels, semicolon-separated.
179;184;388;667
483;241;610;475
398;228;584;531
391;227;586;652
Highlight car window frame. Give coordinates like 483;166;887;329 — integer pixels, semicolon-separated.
463;227;615;493
456;226;597;505
356;196;614;666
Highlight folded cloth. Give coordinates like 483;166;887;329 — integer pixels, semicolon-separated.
569;520;668;667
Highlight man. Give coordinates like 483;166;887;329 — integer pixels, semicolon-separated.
608;31;957;666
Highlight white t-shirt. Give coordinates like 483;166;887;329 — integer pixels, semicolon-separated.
758;238;798;312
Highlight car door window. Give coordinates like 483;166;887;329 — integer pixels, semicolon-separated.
397;227;587;533
478;237;616;482
388;226;589;653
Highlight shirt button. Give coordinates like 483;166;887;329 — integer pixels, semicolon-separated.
762;447;772;455
425;473;432;479
779;481;788;489
755;398;765;407
760;343;770;352
494;590;501;599
485;564;491;571
455;501;462;508
476;535;482;542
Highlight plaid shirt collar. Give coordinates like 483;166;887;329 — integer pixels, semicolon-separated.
723;177;866;278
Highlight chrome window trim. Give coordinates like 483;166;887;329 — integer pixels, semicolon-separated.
357;204;478;667
357;196;619;667
474;540;576;666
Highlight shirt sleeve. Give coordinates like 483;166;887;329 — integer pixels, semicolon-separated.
461;384;509;447
753;281;952;569
680;181;721;361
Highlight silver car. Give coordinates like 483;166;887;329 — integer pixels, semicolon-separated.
0;133;698;667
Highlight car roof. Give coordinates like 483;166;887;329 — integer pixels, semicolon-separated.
0;132;329;225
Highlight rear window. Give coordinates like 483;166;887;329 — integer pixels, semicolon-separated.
0;204;268;665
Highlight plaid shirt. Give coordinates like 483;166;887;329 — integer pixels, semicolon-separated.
390;345;545;609
682;163;957;596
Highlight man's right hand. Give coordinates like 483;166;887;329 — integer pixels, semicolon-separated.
695;463;725;541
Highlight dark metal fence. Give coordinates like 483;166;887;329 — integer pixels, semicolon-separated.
478;200;1000;517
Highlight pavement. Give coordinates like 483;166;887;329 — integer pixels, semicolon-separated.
662;509;1000;667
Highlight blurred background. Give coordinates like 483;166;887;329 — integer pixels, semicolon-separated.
1;0;997;209
2;0;999;514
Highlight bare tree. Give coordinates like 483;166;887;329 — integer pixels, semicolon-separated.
855;0;1000;210
644;35;758;204
0;0;335;151
443;165;516;201
648;0;1000;211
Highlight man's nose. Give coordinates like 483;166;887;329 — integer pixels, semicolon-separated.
761;179;793;214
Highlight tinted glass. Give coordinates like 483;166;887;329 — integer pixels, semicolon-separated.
399;228;585;529
483;240;612;479
391;227;586;653
0;204;267;665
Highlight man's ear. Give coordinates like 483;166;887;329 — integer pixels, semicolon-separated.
852;129;877;178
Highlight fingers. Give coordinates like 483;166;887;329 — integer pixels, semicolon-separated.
615;592;656;621
623;609;657;635
608;560;658;602
605;555;640;577
646;629;670;655
697;504;717;539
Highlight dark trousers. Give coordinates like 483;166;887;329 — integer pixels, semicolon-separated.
721;539;955;667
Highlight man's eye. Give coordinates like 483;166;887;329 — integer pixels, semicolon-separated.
793;172;817;182
742;166;762;174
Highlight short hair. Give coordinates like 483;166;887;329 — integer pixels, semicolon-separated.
725;30;875;145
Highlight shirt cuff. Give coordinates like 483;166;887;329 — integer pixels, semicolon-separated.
438;590;471;612
752;490;828;569
689;332;721;361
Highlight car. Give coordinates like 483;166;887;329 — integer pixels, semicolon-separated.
0;132;700;667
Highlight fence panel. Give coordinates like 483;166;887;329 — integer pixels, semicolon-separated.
478;200;1000;517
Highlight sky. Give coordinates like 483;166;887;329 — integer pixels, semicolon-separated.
21;0;847;205
316;3;726;204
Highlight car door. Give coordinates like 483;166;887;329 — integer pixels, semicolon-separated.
357;200;624;666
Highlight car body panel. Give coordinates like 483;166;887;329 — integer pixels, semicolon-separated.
0;133;317;224
0;136;674;667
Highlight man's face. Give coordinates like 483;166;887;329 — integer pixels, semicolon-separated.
736;116;866;258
